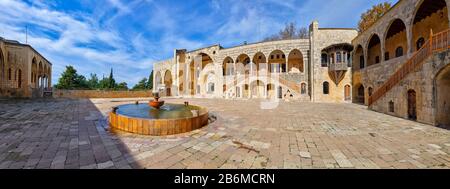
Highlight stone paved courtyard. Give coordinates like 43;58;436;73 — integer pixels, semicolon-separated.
0;98;449;169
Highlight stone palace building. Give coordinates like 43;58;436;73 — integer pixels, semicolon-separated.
154;0;449;127
0;37;52;98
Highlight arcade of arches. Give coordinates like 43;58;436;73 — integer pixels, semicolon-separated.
153;0;450;127
351;0;450;126
0;38;52;98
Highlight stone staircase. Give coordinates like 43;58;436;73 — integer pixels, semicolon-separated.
369;29;450;106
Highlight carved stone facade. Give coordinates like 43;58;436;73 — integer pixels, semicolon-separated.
153;0;449;127
351;0;450;126
0;38;52;98
153;21;358;103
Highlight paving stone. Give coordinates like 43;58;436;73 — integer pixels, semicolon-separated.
0;98;448;169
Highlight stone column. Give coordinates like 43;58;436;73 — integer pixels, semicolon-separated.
406;24;414;58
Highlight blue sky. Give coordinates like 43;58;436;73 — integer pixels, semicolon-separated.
0;0;397;86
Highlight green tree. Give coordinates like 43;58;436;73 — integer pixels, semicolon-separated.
108;68;116;89
55;65;88;89
146;70;154;89
358;2;392;33
263;22;309;42
87;73;99;89
116;82;128;90
98;75;108;89
132;78;148;90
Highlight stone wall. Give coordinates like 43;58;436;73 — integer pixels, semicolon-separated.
53;90;153;99
370;51;450;125
310;22;358;103
0;38;52;98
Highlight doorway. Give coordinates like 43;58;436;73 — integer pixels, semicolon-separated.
408;90;417;120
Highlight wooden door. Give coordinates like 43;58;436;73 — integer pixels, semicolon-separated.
408;90;417;120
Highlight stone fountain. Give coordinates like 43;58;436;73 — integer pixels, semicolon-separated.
149;92;165;109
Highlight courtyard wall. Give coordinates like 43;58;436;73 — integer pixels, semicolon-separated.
53;90;153;99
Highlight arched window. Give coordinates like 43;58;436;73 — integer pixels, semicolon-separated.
416;37;425;50
321;53;328;67
323;82;329;95
395;46;403;57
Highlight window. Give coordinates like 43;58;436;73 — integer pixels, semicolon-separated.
336;52;342;63
384;52;390;61
389;101;395;112
359;56;365;69
282;54;285;59
330;53;335;64
416;37;425;50
270;55;274;59
276;55;280;59
395;47;403;57
321;54;328;67
323;82;329;95
368;87;373;96
375;56;380;64
301;83;306;94
208;83;215;93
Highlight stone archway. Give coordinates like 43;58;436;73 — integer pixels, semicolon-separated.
31;58;37;88
0;49;4;83
408;89;417;121
344;85;351;101
412;0;449;52
250;80;265;98
288;49;303;73
223;57;234;76
384;19;407;60
155;71;162;90
267;83;275;98
354;45;364;70
268;50;286;73
354;83;365;104
435;65;450;127
236;54;251;75
164;70;172;96
367;34;381;67
253;52;267;74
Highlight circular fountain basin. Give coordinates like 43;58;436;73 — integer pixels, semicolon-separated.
109;103;209;136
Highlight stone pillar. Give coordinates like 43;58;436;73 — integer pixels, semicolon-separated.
406;23;414;57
